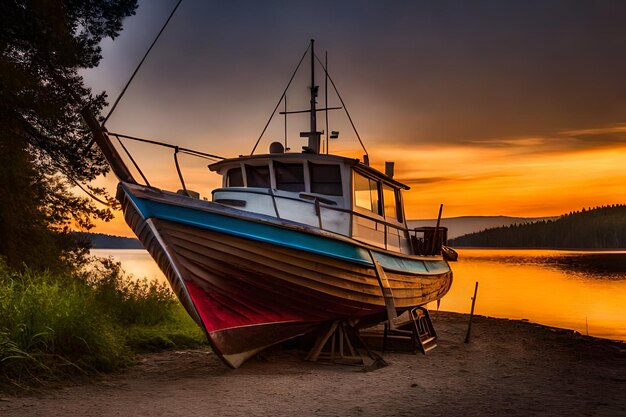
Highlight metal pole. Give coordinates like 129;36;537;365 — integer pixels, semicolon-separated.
325;51;329;154
432;203;443;254
310;39;317;136
173;147;187;193
464;281;479;343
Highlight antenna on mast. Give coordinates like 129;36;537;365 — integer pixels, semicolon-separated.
299;39;321;153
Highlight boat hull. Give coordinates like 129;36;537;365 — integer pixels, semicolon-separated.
118;183;452;368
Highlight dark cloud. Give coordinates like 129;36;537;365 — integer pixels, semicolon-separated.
399;172;522;188
448;125;626;157
556;133;626;154
87;0;626;155
401;177;452;185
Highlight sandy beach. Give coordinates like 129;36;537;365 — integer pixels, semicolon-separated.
1;312;624;417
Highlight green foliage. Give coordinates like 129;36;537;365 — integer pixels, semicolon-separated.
81;259;176;326
124;306;207;353
0;0;137;269
449;204;626;248
0;259;206;389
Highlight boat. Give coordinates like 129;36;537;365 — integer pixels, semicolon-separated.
81;40;453;368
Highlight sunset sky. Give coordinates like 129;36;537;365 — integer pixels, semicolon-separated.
82;0;626;237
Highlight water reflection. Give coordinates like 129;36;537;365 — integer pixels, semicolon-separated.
437;249;626;341
461;249;626;280
90;249;168;284
91;248;626;342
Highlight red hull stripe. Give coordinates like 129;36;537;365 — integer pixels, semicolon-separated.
185;280;307;332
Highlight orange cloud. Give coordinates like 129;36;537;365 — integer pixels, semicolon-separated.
371;140;626;218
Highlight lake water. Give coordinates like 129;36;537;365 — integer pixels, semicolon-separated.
90;248;626;341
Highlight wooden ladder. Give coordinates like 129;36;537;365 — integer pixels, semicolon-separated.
358;307;439;355
409;306;438;354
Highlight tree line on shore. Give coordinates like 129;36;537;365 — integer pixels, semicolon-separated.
449;205;626;248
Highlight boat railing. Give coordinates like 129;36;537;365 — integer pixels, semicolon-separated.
410;226;448;256
212;187;415;254
109;131;225;194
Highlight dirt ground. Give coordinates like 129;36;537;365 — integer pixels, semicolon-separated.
1;312;625;417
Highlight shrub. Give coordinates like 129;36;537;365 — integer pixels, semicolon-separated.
0;258;205;388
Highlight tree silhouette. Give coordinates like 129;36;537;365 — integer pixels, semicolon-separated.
449;205;626;249
0;0;136;269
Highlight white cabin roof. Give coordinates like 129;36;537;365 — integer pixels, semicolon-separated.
208;153;410;190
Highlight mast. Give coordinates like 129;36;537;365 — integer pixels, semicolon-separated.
324;51;329;154
310;39;317;139
301;39;321;153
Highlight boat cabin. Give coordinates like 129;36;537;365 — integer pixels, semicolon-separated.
209;151;413;255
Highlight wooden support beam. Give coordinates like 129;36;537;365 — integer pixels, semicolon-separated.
368;250;398;326
306;321;339;362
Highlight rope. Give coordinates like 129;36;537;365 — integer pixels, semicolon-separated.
102;0;184;126
250;43;311;155
70;178;116;207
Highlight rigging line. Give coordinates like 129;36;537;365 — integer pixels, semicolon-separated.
102;0;184;127
22;120;117;206
70;177;115;207
113;134;151;186
43;155;115;207
314;53;368;157
52;166;116;207
250;43;311;155
108;132;225;160
178;149;221;161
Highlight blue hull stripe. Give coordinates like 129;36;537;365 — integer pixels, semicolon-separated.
128;192;373;266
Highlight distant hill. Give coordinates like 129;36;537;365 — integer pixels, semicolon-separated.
448;205;626;249
407;216;555;240
75;232;143;249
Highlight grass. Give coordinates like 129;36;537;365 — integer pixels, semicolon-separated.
0;258;206;389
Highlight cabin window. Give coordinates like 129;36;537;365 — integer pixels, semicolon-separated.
245;165;270;188
354;172;381;215
382;184;402;222
226;167;244;187
309;163;342;196
274;162;305;192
